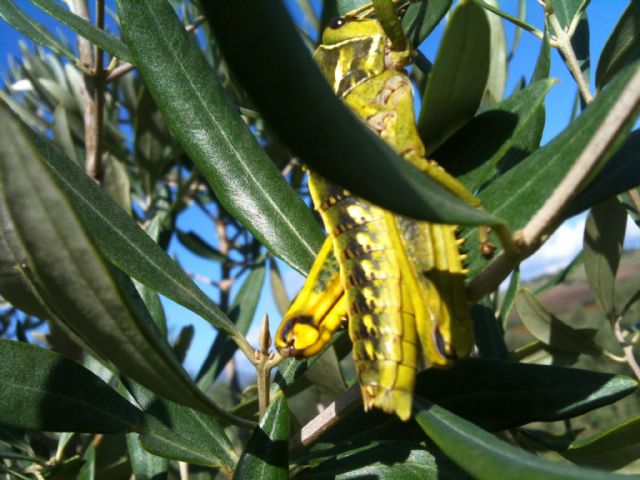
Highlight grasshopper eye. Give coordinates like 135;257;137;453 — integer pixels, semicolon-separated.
329;16;348;29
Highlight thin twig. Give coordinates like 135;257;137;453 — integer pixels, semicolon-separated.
106;16;205;82
469;66;640;302
256;314;273;417
614;318;640;381
545;1;593;104
628;188;640;213
290;384;361;454
67;0;102;182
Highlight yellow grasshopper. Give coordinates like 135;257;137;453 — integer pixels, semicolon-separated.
276;5;489;421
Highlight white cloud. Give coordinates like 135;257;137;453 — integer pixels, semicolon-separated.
519;213;640;280
520;216;586;280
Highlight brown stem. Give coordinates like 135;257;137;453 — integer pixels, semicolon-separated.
67;0;104;182
290;384;361;454
257;314;272;417
628;188;640;213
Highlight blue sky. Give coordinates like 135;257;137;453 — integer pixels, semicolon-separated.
1;1;638;376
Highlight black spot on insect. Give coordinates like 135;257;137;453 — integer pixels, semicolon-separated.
434;327;457;360
329;16;348;29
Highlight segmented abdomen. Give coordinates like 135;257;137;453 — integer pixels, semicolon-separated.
308;175;418;420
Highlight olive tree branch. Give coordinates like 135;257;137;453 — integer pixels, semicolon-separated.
468;67;640;303
544;1;593;104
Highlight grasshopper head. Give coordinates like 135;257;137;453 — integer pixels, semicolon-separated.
322;17;385;45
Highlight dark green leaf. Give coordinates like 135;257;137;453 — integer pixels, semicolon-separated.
176;230;225;263
2;101;237;338
125;380;238;473
126;434;168;480
0;103;251;427
499;268;519;330
413;397;631;480
508;0;526;60
550;0;587;29
563;416;640;473
298;440;471;479
101;153;131;214
472;303;509;360
0;339;143;433
117;0;324;274
337;0;368;16
234;394;288;480
516;289;607;357
418;1;490;153
433;79;555;192
29;0;133;63
134;87;175;196
401;0;452;47
481;0;507;107
202;0;500;227
596;1;640;90
466;61;640;275
566;130;640;217
583;197;627;318
52;104;80;166
316;358;637;446
197;262;266;389
0;191;50;318
0;0;76;62
77;444;95;480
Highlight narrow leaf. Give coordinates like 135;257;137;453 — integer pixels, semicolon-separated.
418;0;490;153
515;289;606;357
0;340;144;433
481;0;507;107
564;416;640;473
433;79;555;192
298;440;471;479
550;0;587;29
2;101;237;337
401;0;452;47
414;397;631;480
269;258;290;317
117;0;324;274
583;197;627;318
472;304;509;360
0;192;49;318
176;230;225;263
566;130;640;217
499;268;519;330
202;0;501;227
0;0;76;62
316;358;637;446
127;434;168;480
125;380;238;473
234;394;288;480
0;103;251;427
596;1;640;90
29;0;133;63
